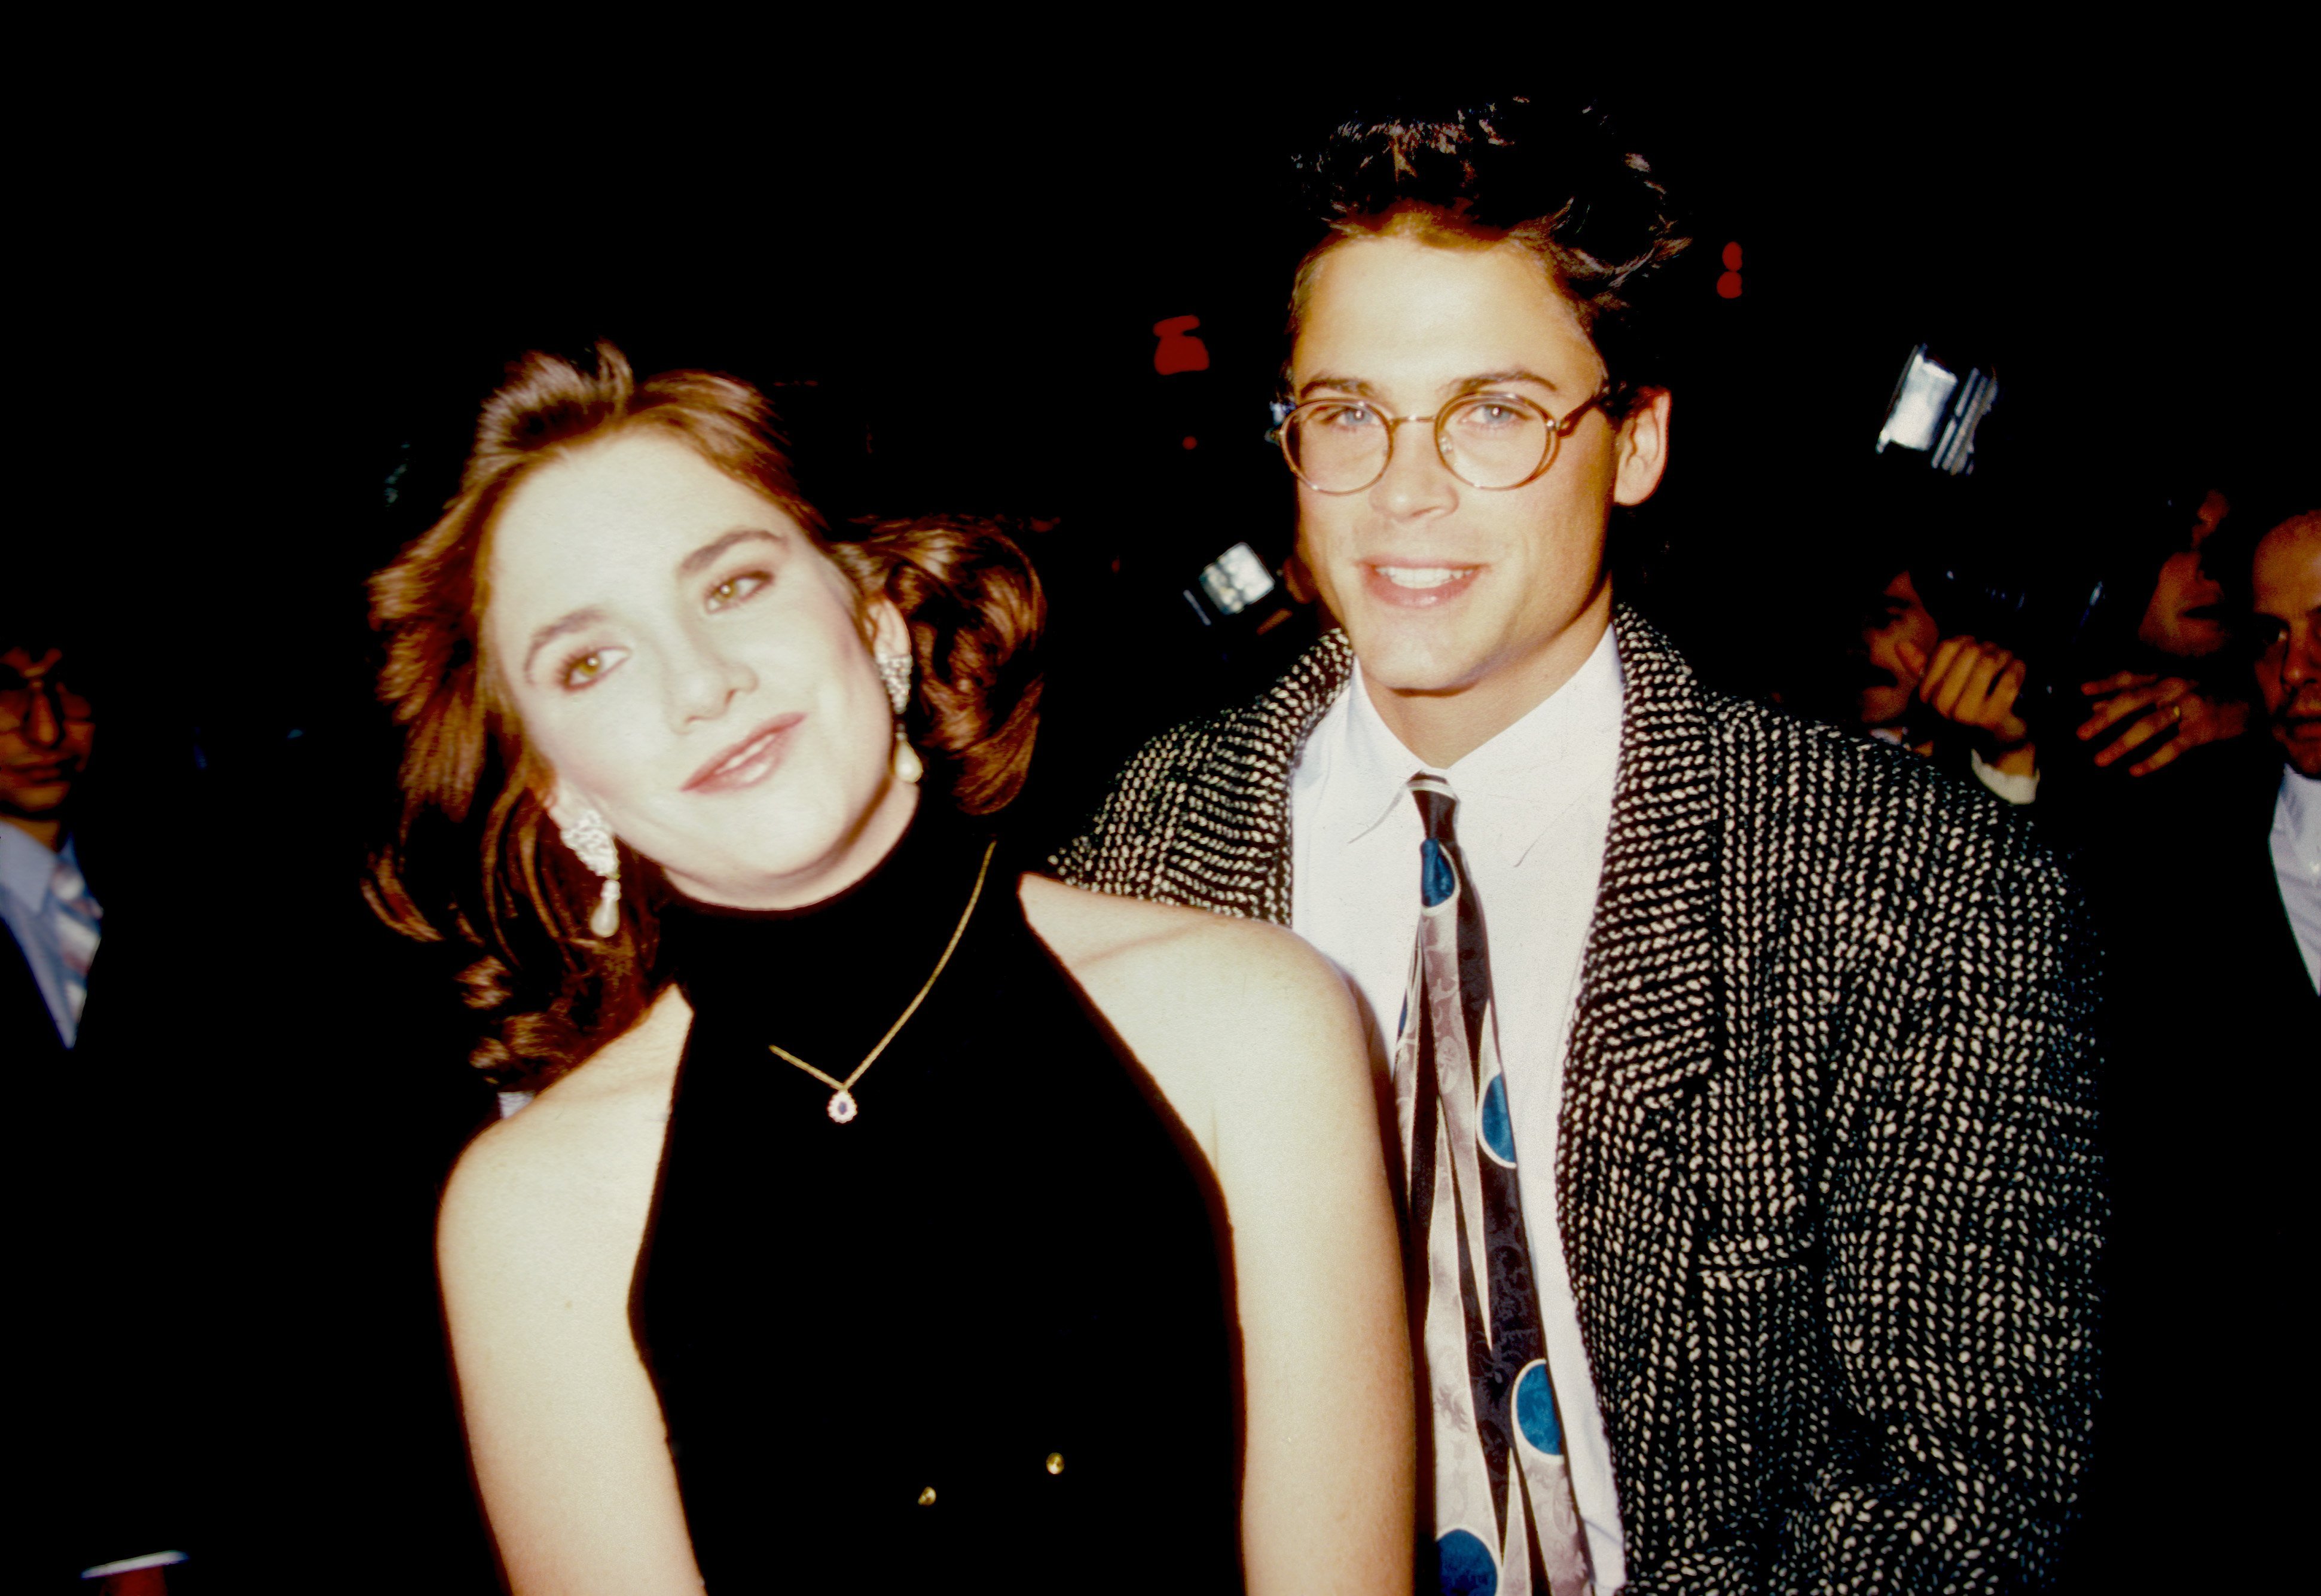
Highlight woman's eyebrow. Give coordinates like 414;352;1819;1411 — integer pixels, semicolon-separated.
523;607;607;677
677;527;783;581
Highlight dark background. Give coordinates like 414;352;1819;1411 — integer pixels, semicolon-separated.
22;52;2313;1591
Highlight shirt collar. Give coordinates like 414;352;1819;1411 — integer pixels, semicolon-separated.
2282;767;2321;851
1311;626;1627;857
0;821;62;908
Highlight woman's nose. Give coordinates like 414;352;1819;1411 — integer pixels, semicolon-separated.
668;645;757;726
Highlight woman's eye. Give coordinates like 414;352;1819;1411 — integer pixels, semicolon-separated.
707;572;769;610
560;647;625;689
1312;403;1379;433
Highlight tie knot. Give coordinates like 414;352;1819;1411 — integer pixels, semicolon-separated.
1408;775;1459;842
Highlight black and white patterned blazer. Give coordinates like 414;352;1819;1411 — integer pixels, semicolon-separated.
1052;606;2102;1594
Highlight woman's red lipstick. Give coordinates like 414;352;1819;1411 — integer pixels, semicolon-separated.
684;713;804;793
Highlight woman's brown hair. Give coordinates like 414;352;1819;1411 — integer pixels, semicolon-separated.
367;343;1043;1090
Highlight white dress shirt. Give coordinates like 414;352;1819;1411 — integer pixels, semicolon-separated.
2273;768;2321;994
1291;627;1627;1592
0;822;97;1046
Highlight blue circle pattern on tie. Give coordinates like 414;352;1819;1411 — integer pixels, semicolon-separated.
1480;1074;1516;1164
1436;1528;1499;1594
1421;837;1457;907
1513;1358;1564;1455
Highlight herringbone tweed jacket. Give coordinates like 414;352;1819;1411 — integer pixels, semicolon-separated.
1052;606;2101;1595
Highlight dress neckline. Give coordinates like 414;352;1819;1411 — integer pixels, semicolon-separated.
657;802;1001;1074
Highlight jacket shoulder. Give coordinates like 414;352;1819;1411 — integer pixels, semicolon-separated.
1700;687;2079;919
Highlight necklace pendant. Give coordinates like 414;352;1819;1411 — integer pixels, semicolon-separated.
826;1089;859;1124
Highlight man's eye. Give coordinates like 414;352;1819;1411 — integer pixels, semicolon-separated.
1312;403;1380;432
1464;401;1529;429
707;572;769;609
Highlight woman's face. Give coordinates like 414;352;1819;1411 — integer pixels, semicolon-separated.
2136;490;2232;659
485;429;914;910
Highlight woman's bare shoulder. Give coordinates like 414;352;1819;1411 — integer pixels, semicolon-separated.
439;987;693;1275
1016;875;1366;1155
1018;875;1348;1015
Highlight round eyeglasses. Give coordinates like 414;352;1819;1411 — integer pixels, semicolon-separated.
1269;387;1610;494
0;658;92;731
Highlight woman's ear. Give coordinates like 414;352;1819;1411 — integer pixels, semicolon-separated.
869;597;911;659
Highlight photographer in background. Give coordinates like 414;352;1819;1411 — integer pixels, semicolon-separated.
1841;479;2261;816
2070;483;2253;778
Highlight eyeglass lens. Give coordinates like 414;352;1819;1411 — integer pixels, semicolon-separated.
1287;396;1555;492
0;668;93;724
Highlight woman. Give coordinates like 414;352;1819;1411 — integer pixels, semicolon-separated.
369;344;1412;1594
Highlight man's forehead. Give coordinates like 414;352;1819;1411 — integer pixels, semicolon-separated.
1294;236;1596;375
2253;516;2321;605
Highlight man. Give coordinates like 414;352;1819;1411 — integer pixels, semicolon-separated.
1;626;102;1071
2249;507;2321;987
2067;505;2314;1588
1056;103;2100;1593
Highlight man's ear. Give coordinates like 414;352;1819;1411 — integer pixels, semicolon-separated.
869;597;911;659
1612;388;1673;508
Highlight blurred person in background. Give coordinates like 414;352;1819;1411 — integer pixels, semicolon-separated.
1;619;102;1069
1841;482;2259;815
2070;484;2253;779
2063;498;2316;1591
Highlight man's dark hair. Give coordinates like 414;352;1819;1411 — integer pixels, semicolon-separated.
1289;99;1690;414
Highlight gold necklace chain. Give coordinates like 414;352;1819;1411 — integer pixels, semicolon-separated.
768;839;997;1124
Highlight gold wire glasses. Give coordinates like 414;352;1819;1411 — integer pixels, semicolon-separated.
1269;387;1610;494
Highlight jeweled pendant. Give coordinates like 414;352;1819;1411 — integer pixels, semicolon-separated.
827;1089;859;1124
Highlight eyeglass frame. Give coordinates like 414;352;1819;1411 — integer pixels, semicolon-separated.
0;653;94;730
1266;384;1614;494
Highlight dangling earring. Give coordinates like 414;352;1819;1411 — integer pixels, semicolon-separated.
877;650;912;716
877;651;923;785
558;804;623;938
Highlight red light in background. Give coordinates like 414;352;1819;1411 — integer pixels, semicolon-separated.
1181;436;1198;450
1717;240;1743;299
1153;315;1210;375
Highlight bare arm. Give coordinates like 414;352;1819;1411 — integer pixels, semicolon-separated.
1025;879;1415;1595
436;991;702;1596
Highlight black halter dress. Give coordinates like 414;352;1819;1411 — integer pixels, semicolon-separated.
631;806;1241;1592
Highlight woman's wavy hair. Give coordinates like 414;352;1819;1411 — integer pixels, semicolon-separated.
367;343;1043;1090
1288;98;1691;416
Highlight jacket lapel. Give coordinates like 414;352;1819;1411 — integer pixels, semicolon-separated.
1557;605;1723;1520
1208;629;1355;926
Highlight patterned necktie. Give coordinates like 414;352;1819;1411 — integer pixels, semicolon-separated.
1395;775;1593;1596
47;849;102;1038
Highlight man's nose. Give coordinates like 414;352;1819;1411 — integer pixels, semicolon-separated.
2283;625;2319;687
25;684;65;749
1369;421;1456;519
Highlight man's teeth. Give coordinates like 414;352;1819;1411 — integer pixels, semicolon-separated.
1377;566;1467;589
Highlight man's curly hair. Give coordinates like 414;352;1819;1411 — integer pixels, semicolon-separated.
1290;98;1690;414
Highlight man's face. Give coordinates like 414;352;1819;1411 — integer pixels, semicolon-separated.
0;645;96;824
1858;570;1939;729
1288;234;1667;731
2250;514;2321;778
